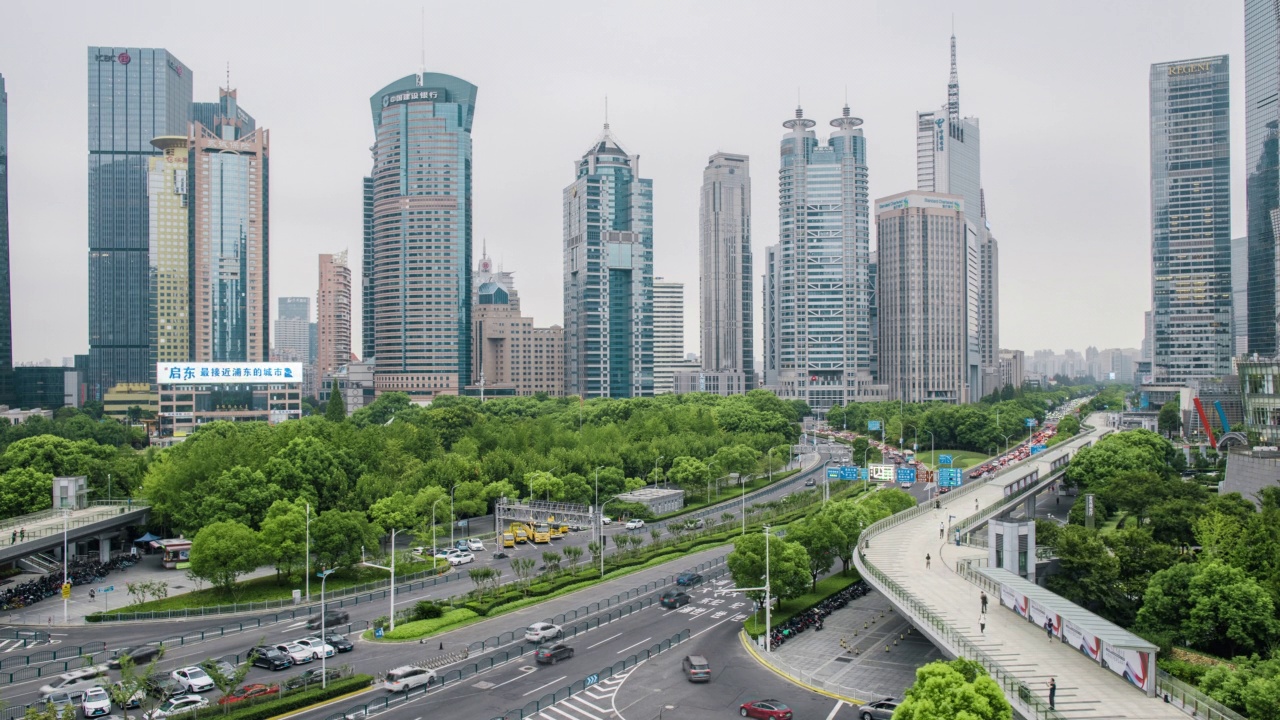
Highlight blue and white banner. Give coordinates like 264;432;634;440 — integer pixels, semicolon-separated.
157;362;304;385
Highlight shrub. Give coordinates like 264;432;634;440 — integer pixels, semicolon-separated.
379;609;478;640
413;601;444;621
194;675;373;720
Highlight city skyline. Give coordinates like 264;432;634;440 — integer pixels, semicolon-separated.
0;1;1250;366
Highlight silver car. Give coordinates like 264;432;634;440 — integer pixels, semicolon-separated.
857;697;899;720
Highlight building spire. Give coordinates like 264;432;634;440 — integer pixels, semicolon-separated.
948;32;960;122
604;95;609;131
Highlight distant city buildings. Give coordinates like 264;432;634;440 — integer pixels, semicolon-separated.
653;280;684;394
562;122;654;399
147;137;191;366
698;152;753;389
1246;0;1280;357
0;73;12;407
317;252;352;394
469;246;563;397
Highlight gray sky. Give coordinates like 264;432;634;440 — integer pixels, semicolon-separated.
0;0;1247;364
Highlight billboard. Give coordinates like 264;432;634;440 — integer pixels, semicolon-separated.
1000;583;1028;617
1030;444;1047;454
1029;600;1057;638
1061;619;1101;661
1102;644;1153;693
867;420;882;431
895;468;917;485
869;464;895;481
158;362;304;385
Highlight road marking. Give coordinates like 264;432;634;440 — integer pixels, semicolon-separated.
546;702;603;720
491;665;538;689
573;696;612;714
689;615;738;640
522;674;568;697
614;637;652;655
586;632;622;650
824;700;846;720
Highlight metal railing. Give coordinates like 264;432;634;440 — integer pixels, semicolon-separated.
1155;670;1248;720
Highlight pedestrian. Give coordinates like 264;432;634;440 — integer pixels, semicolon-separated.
19;528;25;541
975;498;979;511
9;530;14;545
1045;617;1054;642
979;611;986;634
1048;677;1056;709
925;553;931;568
980;591;988;613
939;521;944;539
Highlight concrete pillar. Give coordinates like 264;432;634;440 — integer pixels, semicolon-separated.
1024;495;1037;518
52;545;63;561
98;534;112;563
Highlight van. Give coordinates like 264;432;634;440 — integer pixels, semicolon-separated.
383;666;435;693
682;655;711;682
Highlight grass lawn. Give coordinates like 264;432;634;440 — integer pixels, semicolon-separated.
916;449;990;470
744;573;861;636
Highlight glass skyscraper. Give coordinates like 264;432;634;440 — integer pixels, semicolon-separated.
87;47;192;398
699;152;753;389
1246;0;1280;356
0;73;12;406
563;123;654;399
365;73;476;397
1150;56;1233;382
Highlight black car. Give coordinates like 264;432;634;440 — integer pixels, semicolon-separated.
107;645;164;669
675;572;703;586
534;643;574;665
660;590;691;609
323;633;354;653
284;667;343;691
306;610;349;630
144;673;184;699
804;479;816;486
246;646;292;671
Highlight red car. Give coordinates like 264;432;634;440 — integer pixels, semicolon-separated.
739;699;793;719
217;683;279;705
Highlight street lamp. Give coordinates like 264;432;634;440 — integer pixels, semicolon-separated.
362;529;399;632
430;498;445;554
1001;433;1014;456
305;501;311;603
62;508;70;624
317;569;335;688
654;456;664;488
600;497;622;577
449;486;457;550
764;525;773;653
863;446;872;493
593;466;605;547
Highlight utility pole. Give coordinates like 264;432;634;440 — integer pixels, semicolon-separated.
715;524;773;653
305;502;311;603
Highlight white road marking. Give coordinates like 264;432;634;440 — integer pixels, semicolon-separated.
587;632;622;650
613;637;652;655
522;674;568;697
546;702;603;720
824;700;846;720
491;665;538;689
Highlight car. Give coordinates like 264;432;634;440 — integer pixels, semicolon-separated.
245;646;291;671
323;632;354;653
804;479;816;487
217;683;279;706
144;673;185;699
295;637;336;660
284;667;343;690
857;697;900;720
107;645;165;669
111;682;146;709
447;550;475;566
601;516;613;525
660;590;691;609
306;609;349;630
682;655;711;682
43;691;83;713
383;666;435;693
625;519;645;530
466;538;485;551
675;572;703;586
524;622;562;642
274;643;313;665
739;699;793;719
433;547;452;559
202;659;237;682
144;694;208;720
40;666;111;698
171;667;215;694
81;686;113;717
534;643;574;664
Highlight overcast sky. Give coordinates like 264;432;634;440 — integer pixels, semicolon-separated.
0;0;1247;365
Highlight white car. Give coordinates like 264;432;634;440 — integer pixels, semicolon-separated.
274;643;314;665
111;682;146;709
524;622;562;643
171;667;214;693
625;519;645;530
295;637;336;659
447;550;475;566
144;695;208;720
601;516;613;525
383;666;435;693
39;666;111;698
466;538;485;551
81;686;112;718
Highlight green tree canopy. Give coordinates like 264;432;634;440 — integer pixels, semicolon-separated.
785;514;847;590
258;498;309;582
324;380;346;422
0;466;54;519
893;659;1012;720
726;531;810;608
312;509;380;569
189;520;263;595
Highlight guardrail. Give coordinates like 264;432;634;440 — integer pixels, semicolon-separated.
1155;669;1248;720
0;641;106;669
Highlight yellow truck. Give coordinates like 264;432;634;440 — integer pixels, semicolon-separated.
502;532;516;548
532;522;551;543
508;522;529;544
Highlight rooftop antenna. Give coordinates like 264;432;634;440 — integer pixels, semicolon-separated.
225;62;230;91
604;95;609;130
416;7;425;86
948;25;960;122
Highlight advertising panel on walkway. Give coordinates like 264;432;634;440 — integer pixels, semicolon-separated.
869;464;895;481
1000;583;1028;617
1061;618;1101;660
1029;600;1058;637
1102;643;1153;693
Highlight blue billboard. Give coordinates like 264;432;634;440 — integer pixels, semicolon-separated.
896;468;917;485
868;420;882;431
1025;417;1037;428
1030;444;1047;454
938;454;954;465
937;468;964;487
827;467;839;479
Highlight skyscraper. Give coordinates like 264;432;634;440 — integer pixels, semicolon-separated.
366;74;476;398
766;106;876;413
471;246;564;397
563;122;654;399
147;136;190;365
87;47;193;398
361;175;375;362
274;297;310;362
653;280;684;394
1150;56;1233;382
317;252;352;386
1246;0;1280;356
699;152;753;389
0;73;13;406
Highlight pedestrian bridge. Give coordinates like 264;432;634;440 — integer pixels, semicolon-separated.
0;502;149;567
854;420;1238;720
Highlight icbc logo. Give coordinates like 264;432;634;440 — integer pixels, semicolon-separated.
118;52;131;65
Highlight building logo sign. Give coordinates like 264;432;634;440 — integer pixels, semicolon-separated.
202;138;256;152
157;362;303;385
935;117;945;152
1167;62;1212;76
876;194;964;213
381;88;446;108
167;59;184;77
95;52;131;64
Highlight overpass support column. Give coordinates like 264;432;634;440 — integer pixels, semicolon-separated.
1024;495;1036;519
98;534;112;563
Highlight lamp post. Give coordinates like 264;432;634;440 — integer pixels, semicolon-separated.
767;447;776;483
1001;433;1014;456
449;486;457;550
430;498;444;554
863;446;871;493
654;456;664;488
317;569;335;688
305;502;311;603
362;529;399;632
593;466;605;547
600;497;621;577
62;508;69;624
764;524;772;653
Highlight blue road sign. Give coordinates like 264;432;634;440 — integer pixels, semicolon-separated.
375;627;384;638
1031;444;1047;454
868;420;882;431
1025;417;1037;427
896;468;917;485
99;586;114;593
585;674;600;687
827;468;840;479
938;454;954;465
937;468;964;487
840;466;860;480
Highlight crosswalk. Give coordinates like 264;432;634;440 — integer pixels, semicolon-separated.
0;636;57;652
525;670;631;720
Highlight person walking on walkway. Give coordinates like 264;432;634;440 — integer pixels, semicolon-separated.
979;611;987;634
1045;617;1054;642
9;530;14;545
19;528;24;541
1048;677;1056;709
975;498;979;511
925;553;931;568
939;521;944;539
980;591;988;613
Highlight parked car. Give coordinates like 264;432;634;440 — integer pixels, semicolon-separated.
492;550;510;560
284;667;342;691
447;550;475;566
81;687;112;718
171;667;215;694
660;590;691;609
274;643;314;665
306;609;349;630
111;682;146;709
466;538;485;551
625;519;645;530
144;673;185;699
202;659;237;681
39;666;110;698
42;691;82;713
144;695;208;720
524;622;562;642
323;633;354;653
856;697;899;720
739;700;793;719
107;645;164;669
295;637;336;660
534;643;574;665
246;646;291;671
601;516;613;525
217;683;279;706
675;572;703;586
433;548;452;559
682;655;711;683
383;666;434;693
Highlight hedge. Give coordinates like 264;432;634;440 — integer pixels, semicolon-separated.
194;674;373;720
380;609;479;640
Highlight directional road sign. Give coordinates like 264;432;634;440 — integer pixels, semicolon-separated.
938;454;954;465
896;468;917;485
937;468;964;487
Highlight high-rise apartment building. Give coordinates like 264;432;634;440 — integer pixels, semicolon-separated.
274;297;310;361
366;73;476;398
876;191;978;403
317;252;352;385
563;123;654;399
762;244;781;389
1246;0;1280;356
1150;56;1233;382
765;106;877;413
189;88;268;362
0;73;13;406
471;248;563;397
87;47;193;399
653;280;684;394
699;153;752;389
147;137;190;365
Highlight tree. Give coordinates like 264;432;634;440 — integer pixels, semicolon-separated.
1158;401;1181;438
726;532;810;609
324;380;346;422
785;515;847;591
258;499;309;582
196;466;285;529
311;509;380;569
562;545;583;574
201;654;253;714
1183;561;1279;657
666;456;711;492
822;500;883;574
1057;414;1080;436
107;652;165;720
510;557;536;595
0;467;54;519
1105;471;1168;525
893;659;1012;720
1043;525;1122;621
587;541;601;570
1134;562;1197;640
369;491;421;540
189;521;264;596
541;550;562;575
524;470;564;502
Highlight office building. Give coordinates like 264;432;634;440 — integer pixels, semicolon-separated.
275;298;310;358
14;365;72;410
653;280;684;394
699;153;753;389
470;247;563;397
156;361;301;437
361;176;375;362
762;244;781;389
0;74;12;406
366;73;476;398
563;122;653;399
876;191;977;403
87;47;193;399
1150;56;1232;382
766;105;878;413
1233;235;1249;355
317;252;352;391
147;136;190;366
320;358;376;414
672;369;747;396
998;349;1025;390
1247;0;1280;356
